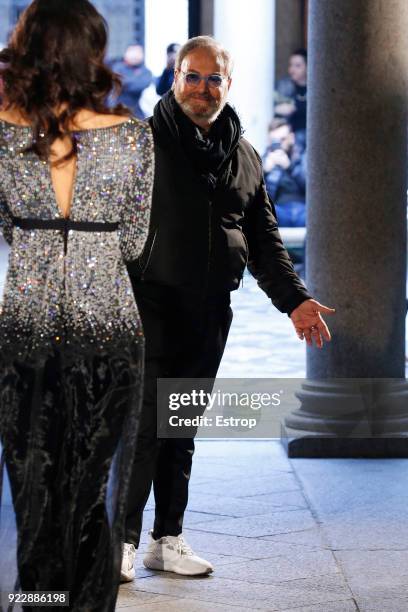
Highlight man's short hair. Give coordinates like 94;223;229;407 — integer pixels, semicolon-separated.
291;48;307;62
175;36;234;76
167;43;180;54
268;118;290;132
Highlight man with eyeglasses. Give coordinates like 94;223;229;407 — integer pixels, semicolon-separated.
123;36;335;582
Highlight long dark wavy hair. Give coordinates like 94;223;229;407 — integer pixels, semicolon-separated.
0;0;129;164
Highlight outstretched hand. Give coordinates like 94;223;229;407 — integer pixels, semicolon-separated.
290;299;336;349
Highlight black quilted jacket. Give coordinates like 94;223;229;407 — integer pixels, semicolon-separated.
127;94;311;315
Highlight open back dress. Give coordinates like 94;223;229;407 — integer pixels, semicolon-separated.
0;116;153;611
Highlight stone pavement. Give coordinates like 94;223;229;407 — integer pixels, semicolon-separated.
117;437;408;611
1;245;408;611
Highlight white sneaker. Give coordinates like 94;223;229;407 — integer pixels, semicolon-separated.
120;543;136;582
143;530;213;575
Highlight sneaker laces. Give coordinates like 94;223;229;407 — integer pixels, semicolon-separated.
176;534;194;557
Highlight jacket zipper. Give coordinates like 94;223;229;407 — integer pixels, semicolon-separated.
241;230;249;288
140;229;157;279
207;201;212;284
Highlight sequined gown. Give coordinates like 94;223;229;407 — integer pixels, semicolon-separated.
0;117;153;611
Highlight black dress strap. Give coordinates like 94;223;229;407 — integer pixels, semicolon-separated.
11;217;119;254
12;217;119;232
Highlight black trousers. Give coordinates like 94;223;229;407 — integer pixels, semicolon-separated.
125;281;233;546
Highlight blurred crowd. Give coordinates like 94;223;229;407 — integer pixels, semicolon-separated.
109;42;180;119
266;48;307;229
263;117;306;228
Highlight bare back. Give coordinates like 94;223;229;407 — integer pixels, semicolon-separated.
0;108;131;218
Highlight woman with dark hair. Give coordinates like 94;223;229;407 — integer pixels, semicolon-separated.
0;0;153;609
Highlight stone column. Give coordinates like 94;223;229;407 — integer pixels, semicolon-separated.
144;0;189;75
200;0;214;35
282;0;408;457
95;0;143;58
214;0;275;152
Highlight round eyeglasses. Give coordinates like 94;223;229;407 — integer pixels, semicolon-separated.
180;71;227;89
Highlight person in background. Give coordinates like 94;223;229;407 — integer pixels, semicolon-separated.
274;48;307;136
112;44;153;119
156;43;180;96
263;118;306;227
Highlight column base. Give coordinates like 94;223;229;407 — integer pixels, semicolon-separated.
281;379;408;457
281;423;408;458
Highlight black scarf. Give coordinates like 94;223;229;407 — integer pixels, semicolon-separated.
153;90;242;188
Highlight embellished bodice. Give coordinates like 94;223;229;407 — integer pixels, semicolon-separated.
0;117;154;358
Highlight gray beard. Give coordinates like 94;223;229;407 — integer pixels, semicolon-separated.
175;93;227;124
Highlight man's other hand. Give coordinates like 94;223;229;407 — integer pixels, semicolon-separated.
290;299;336;349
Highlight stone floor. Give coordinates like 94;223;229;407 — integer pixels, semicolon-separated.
1;244;408;611
117;438;408;611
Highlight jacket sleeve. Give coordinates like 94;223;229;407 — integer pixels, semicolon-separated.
263;166;284;201
290;151;306;192
242;165;311;315
119;122;154;262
